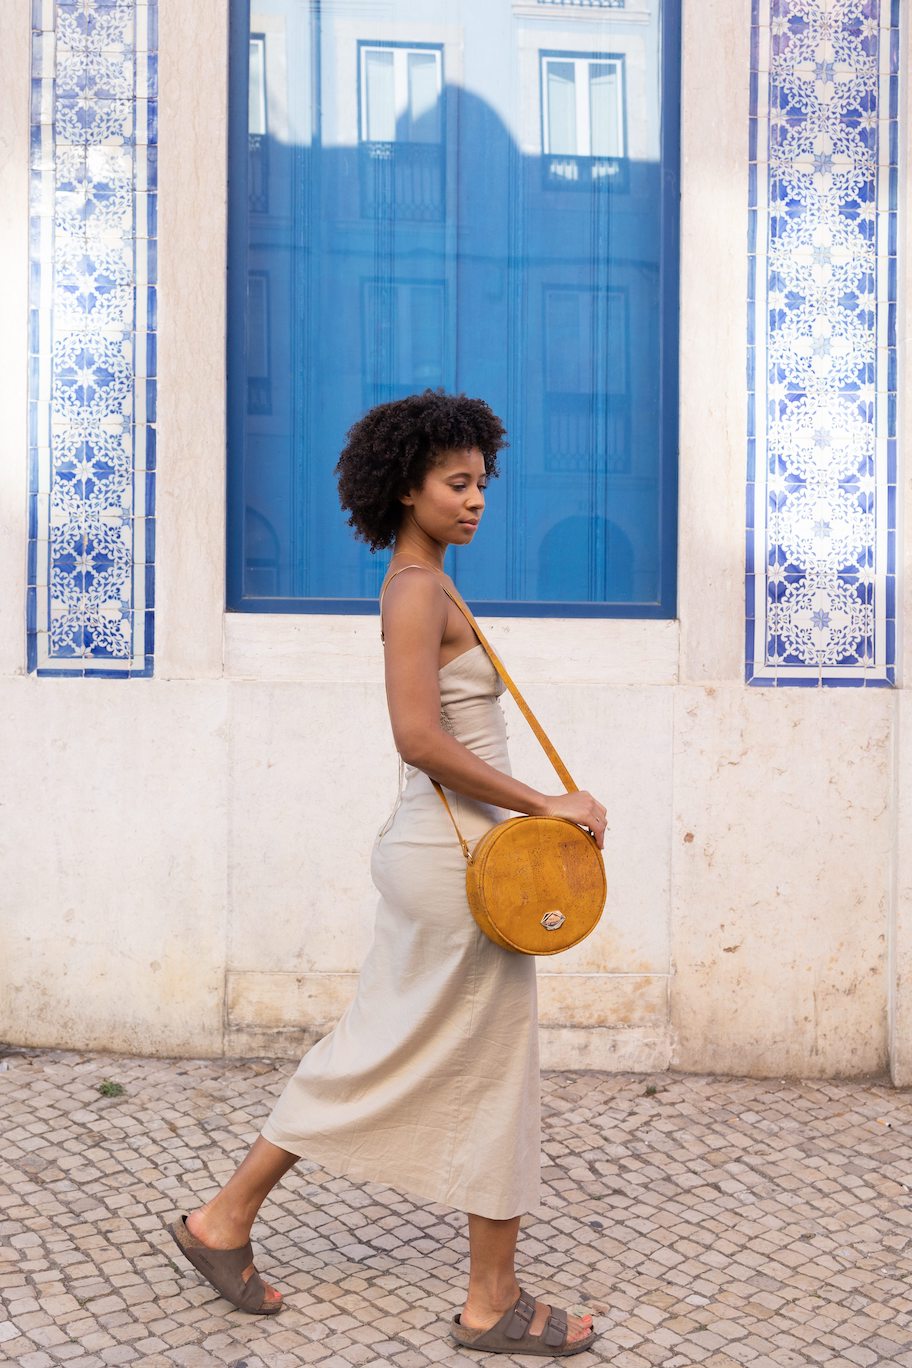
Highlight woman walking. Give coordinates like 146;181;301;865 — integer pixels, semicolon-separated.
169;390;607;1356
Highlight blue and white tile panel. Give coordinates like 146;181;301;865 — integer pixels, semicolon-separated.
28;0;157;677
747;0;899;686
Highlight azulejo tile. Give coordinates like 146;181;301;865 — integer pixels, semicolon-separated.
28;0;157;677
746;0;897;686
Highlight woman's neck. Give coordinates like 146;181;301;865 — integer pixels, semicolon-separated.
390;535;446;572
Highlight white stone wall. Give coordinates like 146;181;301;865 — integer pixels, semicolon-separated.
1;0;909;1080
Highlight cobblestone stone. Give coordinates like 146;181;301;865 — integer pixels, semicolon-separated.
0;1051;911;1364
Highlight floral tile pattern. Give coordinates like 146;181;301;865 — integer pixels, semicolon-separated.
28;0;157;677
747;0;898;686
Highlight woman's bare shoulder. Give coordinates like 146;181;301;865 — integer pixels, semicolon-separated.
381;563;443;599
380;565;449;633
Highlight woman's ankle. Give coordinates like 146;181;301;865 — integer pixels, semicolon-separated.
186;1199;254;1249
462;1276;521;1323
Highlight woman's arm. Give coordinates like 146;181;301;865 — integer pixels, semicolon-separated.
381;570;607;844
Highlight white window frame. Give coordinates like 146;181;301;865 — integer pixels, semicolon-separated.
248;35;267;136
359;44;443;144
541;53;624;158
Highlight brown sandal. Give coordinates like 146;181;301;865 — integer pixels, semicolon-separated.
452;1288;596;1356
167;1214;283;1315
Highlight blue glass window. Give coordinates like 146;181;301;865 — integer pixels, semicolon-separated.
227;0;680;615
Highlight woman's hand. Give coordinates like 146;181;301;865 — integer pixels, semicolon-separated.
540;791;608;849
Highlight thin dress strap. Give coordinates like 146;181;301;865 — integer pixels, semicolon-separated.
378;563;441;643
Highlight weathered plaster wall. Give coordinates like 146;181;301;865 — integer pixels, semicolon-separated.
671;687;892;1077
0;679;230;1055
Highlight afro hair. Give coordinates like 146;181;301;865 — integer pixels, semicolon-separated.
335;389;508;551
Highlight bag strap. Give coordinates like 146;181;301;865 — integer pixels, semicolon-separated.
432;583;578;861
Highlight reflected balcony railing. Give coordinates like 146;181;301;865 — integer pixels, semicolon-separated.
249;133;268;213
544;154;626;192
360;141;445;222
538;0;626;7
545;392;630;474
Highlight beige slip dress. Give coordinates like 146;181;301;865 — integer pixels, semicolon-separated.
260;565;541;1219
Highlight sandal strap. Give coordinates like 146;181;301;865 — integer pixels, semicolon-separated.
236;1264;270;1312
186;1239;256;1292
544;1306;568;1348
195;1246;271;1312
185;1239;272;1313
452;1289;593;1357
506;1289;536;1340
170;1218;275;1314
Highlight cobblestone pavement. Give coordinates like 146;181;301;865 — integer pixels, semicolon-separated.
0;1051;911;1368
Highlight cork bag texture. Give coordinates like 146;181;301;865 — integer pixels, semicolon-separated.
465;815;606;955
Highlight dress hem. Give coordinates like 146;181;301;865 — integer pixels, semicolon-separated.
259;1124;541;1222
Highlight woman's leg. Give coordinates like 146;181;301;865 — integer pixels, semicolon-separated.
184;1152;593;1334
461;1213;593;1344
185;1136;298;1308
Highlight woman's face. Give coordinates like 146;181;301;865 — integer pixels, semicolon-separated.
401;447;488;546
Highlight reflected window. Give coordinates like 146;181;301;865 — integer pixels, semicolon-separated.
249;35;267;134
362;279;446;407
248;34;268;212
358;43;444;221
227;0;679;615
360;45;442;144
544;287;629;476
542;52;625;188
247;271;271;416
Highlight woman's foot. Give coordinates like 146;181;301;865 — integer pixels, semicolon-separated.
185;1205;283;1309
460;1282;592;1346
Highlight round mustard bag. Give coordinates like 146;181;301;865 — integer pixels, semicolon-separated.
465;814;606;955
432;585;607;956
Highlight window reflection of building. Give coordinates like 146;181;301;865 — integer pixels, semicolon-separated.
539;515;634;603
360;45;441;142
543;286;629;474
358;43;445;221
541;51;625;187
361;278;446;407
248;34;268;212
245;506;281;598
246;271;271;416
535;0;627;8
233;0;673;610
